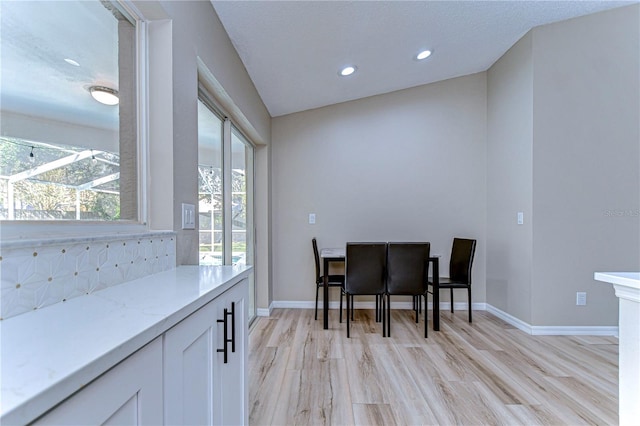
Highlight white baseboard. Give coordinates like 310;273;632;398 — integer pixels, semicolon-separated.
271;300;486;311
486;304;619;336
256;302;274;317
530;326;619;336
267;301;618;336
485;304;533;334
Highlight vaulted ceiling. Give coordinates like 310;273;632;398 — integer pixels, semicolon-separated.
1;1;635;130
212;1;636;117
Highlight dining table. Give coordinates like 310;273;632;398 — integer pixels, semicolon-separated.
320;247;441;331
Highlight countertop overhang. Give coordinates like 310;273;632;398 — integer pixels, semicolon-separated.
0;264;252;425
595;272;640;302
594;272;640;289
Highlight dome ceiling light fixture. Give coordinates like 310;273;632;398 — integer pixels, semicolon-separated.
339;65;356;77
89;86;119;106
416;50;432;60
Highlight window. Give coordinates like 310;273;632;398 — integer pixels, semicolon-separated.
0;0;139;221
198;92;255;321
197;99;224;265
231;127;255;319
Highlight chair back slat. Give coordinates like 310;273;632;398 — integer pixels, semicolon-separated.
449;238;476;284
312;237;321;283
345;243;387;294
387;243;431;295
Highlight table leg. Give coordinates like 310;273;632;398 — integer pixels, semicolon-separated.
432;258;440;331
323;257;329;330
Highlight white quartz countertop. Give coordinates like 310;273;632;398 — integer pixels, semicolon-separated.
594;272;640;289
0;264;252;425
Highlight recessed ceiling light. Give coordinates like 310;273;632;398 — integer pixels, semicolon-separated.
416;50;432;60
64;58;80;67
89;86;119;105
339;66;356;77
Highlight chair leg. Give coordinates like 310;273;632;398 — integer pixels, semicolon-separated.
339;290;343;323
376;294;380;323
424;294;428;338
415;297;419;323
468;286;472;323
381;294;386;337
315;285;319;320
386;294;391;337
450;288;454;313
351;296;355;321
381;295;385;337
346;294;351;338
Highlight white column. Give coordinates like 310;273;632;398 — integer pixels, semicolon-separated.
118;17;137;221
7;181;15;219
76;190;81;220
595;272;640;426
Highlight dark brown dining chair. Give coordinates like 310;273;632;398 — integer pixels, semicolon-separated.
312;238;346;322
385;242;431;337
429;238;476;322
345;242;387;337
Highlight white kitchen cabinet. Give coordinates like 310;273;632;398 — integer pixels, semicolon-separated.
33;338;163;426
164;278;248;426
214;278;248;426
2;266;251;426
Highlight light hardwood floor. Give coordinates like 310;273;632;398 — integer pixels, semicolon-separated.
248;308;618;425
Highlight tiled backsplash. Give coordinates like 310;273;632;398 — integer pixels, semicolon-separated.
0;232;176;320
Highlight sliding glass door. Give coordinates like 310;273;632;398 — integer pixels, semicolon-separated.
231;127;254;321
198;95;256;322
197;99;224;265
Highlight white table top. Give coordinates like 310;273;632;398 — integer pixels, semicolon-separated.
0;264;252;425
320;247;441;259
320;248;345;258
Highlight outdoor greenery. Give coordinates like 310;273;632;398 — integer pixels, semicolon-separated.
0;137;121;220
197;164;247;263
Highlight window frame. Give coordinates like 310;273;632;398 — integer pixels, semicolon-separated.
197;88;257;322
197;93;226;265
0;0;150;240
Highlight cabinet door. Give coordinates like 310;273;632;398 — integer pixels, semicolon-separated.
214;279;248;426
163;278;248;426
33;338;163;426
164;299;218;426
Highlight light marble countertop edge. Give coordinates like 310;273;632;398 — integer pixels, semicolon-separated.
0;264;252;426
594;272;640;289
0;230;177;250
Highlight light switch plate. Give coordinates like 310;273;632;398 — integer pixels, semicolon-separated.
576;292;587;306
517;212;524;225
182;203;196;230
309;213;316;224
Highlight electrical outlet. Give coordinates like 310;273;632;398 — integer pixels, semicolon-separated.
576;292;587;306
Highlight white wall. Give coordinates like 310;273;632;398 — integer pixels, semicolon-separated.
486;33;534;323
272;74;487;305
531;5;640;326
140;1;272;310
487;4;640;327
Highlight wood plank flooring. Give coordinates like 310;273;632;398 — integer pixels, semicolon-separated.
248;308;618;425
